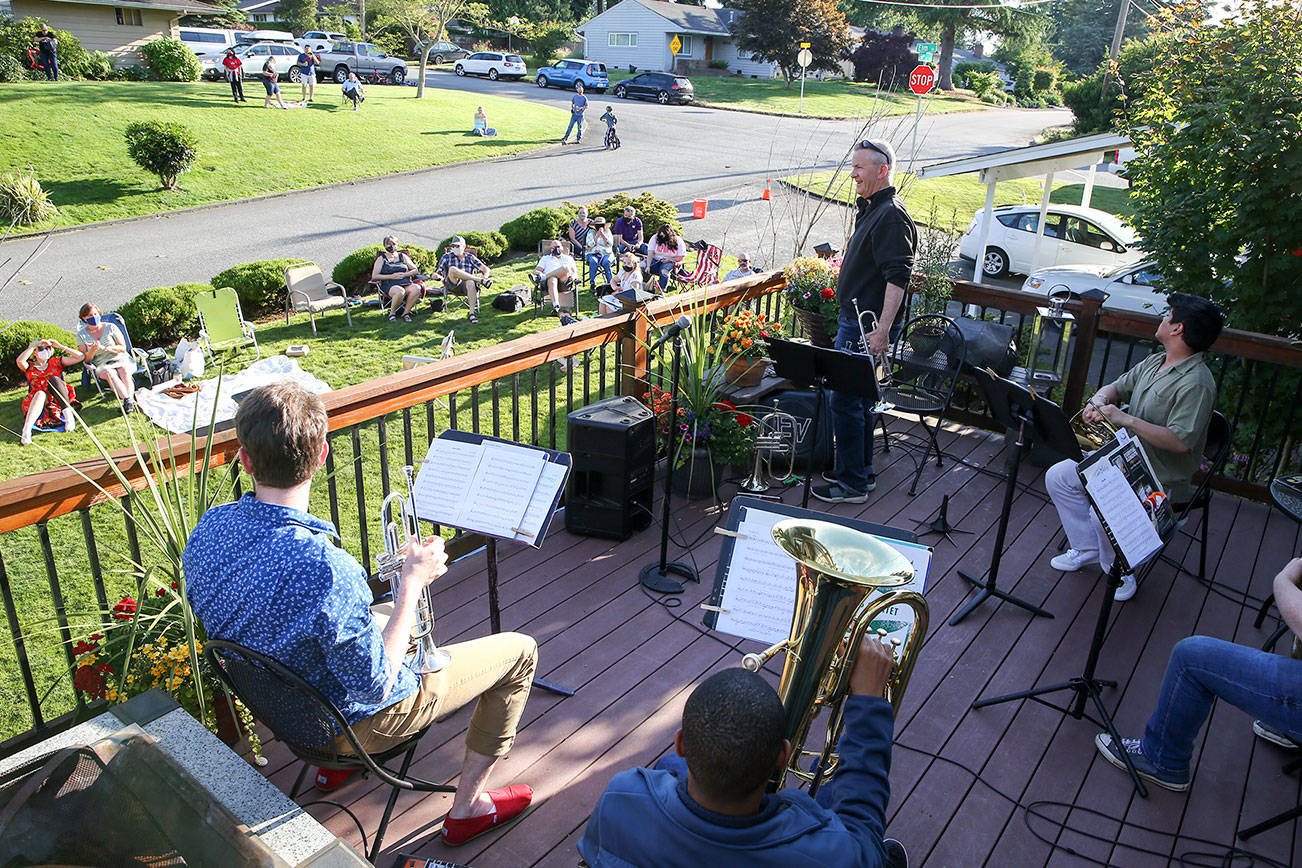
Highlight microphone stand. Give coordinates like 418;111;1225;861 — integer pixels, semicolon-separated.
639;327;698;593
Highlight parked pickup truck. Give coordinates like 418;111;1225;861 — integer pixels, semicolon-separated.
316;41;408;84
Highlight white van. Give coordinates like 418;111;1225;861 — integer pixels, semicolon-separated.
178;27;239;57
234;29;295;45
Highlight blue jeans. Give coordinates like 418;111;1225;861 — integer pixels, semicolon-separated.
564;111;583;141
1142;636;1302;776
586;252;613;288
828;317;889;493
648;259;676;291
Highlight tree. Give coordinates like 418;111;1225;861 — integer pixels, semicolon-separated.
374;0;488;98
1047;0;1148;76
848;29;917;89
1060;33;1164;133
730;0;853;87
279;0;318;34
527;20;576;66
1122;0;1302;336
179;0;246;29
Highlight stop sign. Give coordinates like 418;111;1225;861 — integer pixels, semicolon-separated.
909;64;936;95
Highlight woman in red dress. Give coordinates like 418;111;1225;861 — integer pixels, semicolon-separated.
17;338;83;445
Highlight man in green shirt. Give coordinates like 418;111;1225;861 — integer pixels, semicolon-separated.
1046;292;1224;601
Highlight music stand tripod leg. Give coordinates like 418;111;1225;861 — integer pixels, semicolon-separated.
485;540;576;698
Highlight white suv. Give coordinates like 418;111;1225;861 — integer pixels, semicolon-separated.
958;204;1143;279
454;51;528;81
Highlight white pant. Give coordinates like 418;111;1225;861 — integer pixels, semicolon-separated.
1045;458;1115;573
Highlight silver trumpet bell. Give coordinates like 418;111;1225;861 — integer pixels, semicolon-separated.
739;399;800;494
377;466;451;673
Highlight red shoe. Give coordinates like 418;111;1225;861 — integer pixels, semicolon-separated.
314;767;357;792
440;784;533;846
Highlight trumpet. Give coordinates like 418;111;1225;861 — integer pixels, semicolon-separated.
741;519;929;794
1070;403;1118;451
739;400;800;494
377;465;450;674
853;301;895;414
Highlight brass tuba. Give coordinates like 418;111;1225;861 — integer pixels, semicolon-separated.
741;519;929;794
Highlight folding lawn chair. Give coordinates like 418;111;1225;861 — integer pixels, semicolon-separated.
285;262;352;335
81;312;150;397
195;287;260;362
672;241;722;290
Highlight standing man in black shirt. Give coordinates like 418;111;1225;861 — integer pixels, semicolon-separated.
35;26;59;81
812;139;917;504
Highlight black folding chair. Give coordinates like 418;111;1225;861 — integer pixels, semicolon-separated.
205;639;455;861
877;314;967;495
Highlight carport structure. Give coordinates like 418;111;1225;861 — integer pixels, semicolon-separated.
918;132;1132;281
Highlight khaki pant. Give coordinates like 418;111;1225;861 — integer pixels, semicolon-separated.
342;630;537;758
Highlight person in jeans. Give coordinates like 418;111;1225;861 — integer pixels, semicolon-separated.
585;216;615;290
184;383;537;847
342;72;365;110
613;206;647;258
561;82;588;144
812;139;916;506
261;56;293;109
579;634;909;867
222;49;246;102
646;225;686;292
1097;556;1302;791
35;26;58;81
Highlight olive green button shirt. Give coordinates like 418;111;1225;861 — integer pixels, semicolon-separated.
1112;351;1216;502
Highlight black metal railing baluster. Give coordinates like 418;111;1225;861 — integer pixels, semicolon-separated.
511;374;520;442
80;509;109;615
600;343;608;400
378;416;392;499
491;379;500;439
122;493;142;567
402;408;414;467
549;361;558;449
0;547;43;730
1244;365;1281;482
37;522;82;711
531;368;539;445
470;385;481;434
325;433;342;545
450;392;460;432
583;349;591;408
351;426;371;570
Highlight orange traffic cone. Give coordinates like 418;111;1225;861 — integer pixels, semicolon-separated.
761;177;771;200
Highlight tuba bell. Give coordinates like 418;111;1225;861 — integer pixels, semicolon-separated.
741;519;928;794
377;465;451;675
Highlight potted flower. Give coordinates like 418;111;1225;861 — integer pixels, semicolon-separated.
713;310;784;387
782;257;839;348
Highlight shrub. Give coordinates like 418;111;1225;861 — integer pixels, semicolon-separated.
113;64;150;82
528;22;574;67
211;259;301;319
125;120;199;190
0;321;78;389
80;50;115;81
119;283;207;348
0;53;24;83
570;192;681;238
708;58;729;70
0;167;58;226
331;244;442;293
0;19;89;79
499;206;576;251
966;70;1002;100
1032;66;1057;94
952;60;995;90
435;231;508;262
139;37;201;81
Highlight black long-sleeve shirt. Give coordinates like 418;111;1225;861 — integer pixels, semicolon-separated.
837;186;917;327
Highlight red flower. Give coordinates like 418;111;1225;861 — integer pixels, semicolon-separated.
171;581;179;590
155;587;166;597
737;413;753;427
111;598;138;621
820;287;836;299
73;662;113;700
714;399;737;411
89;633;103;641
72;640;98;656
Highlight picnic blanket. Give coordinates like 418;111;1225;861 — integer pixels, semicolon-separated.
136;355;332;434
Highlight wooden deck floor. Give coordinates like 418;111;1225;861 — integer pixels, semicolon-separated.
252;419;1302;868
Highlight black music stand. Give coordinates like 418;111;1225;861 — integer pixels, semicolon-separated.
766;337;878;509
949;370;1060;626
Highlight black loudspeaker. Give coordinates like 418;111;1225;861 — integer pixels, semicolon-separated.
565;396;656;540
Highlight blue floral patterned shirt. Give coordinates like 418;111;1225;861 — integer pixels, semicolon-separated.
183;494;418;724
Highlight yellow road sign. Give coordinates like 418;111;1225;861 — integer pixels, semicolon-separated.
670;35;682;55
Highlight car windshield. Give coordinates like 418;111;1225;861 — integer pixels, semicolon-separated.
507;55;523;63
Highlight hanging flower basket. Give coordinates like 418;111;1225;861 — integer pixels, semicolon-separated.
793;307;836;348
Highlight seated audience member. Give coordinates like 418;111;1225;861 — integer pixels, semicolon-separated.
579;634;907;868
568;207;591;260
1097;555;1302;792
1045;292;1223;602
724;253;758;282
439;236;492;324
184;383;538;846
598;251;646;315
532;240;579;315
473;105;497;136
76;303;137;413
16;337;83;445
585;216;615;289
646;225;686;292
613;206;648;258
342;73;365;110
371;235;423;323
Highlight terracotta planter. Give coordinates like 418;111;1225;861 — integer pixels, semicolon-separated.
671;448;724;500
793;307;836;348
726;357;765;387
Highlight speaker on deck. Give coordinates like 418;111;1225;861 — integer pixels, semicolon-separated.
565;396;656;540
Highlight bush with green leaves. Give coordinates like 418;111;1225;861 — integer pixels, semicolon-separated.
0;52;24;83
124;121;199;190
79;50;115;81
330;244;442;293
113;64;150;82
570;191;681;238
966;70;1002;100
708;58;729;70
435;231;508;262
1031;67;1057;94
499;206;576;251
0;167;57;226
0;19;89;79
0;321;78;389
139;37;201;81
119;283;207;348
211;259;301;319
951;60;995;90
1061;33;1165;134
528;22;575;67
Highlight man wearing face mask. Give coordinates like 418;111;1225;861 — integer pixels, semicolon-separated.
531;240;579;316
438;236;493;325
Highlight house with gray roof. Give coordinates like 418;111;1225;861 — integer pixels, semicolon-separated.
11;0;222;66
578;0;779;78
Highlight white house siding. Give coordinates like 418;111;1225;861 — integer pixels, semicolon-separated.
713;38;778;78
581;0;678;73
13;0;179;65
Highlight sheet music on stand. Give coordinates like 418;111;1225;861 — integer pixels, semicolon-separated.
410;431;570;546
1077;428;1175;573
703;497;931;647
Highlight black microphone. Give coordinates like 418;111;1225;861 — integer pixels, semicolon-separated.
648;315;691;354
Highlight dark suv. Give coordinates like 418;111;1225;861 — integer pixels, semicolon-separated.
613;71;694;105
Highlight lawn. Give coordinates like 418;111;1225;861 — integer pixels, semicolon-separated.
604;70;986;119
782;170;1135;227
0;82;566;229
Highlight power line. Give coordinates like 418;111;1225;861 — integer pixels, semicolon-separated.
847;0;1056;9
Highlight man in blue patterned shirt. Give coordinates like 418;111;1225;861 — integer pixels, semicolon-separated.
184;383;537;847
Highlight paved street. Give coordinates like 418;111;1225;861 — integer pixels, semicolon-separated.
0;70;1072;325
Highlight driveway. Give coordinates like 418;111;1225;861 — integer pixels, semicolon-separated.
0;71;1072;327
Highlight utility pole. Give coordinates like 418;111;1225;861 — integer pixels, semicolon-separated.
360;0;367;41
1098;0;1130;103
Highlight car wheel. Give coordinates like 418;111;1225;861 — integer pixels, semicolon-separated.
289;66;302;83
390;67;406;84
433;53;444;65
455;64;466;76
488;68;499;81
333;65;349;84
656;90;669;104
614;85;627;99
536;74;549;88
982;247;1010;279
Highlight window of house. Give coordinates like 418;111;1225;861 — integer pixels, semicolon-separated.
115;7;143;25
608;32;638;47
252;13;268;21
676;34;694;56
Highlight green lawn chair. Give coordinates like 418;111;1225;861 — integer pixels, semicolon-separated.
196;287;260;362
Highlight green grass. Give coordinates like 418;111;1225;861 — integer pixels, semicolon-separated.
0;82;566;229
782;171;1135;225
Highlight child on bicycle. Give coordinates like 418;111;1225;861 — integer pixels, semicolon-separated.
600;106;620;150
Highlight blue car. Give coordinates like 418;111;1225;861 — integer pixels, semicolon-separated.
536;59;609;92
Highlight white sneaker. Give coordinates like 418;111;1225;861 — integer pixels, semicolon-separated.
1113;573;1137;601
62;410;76;432
1051;548;1099;572
1252;719;1298;748
19;430;32;446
